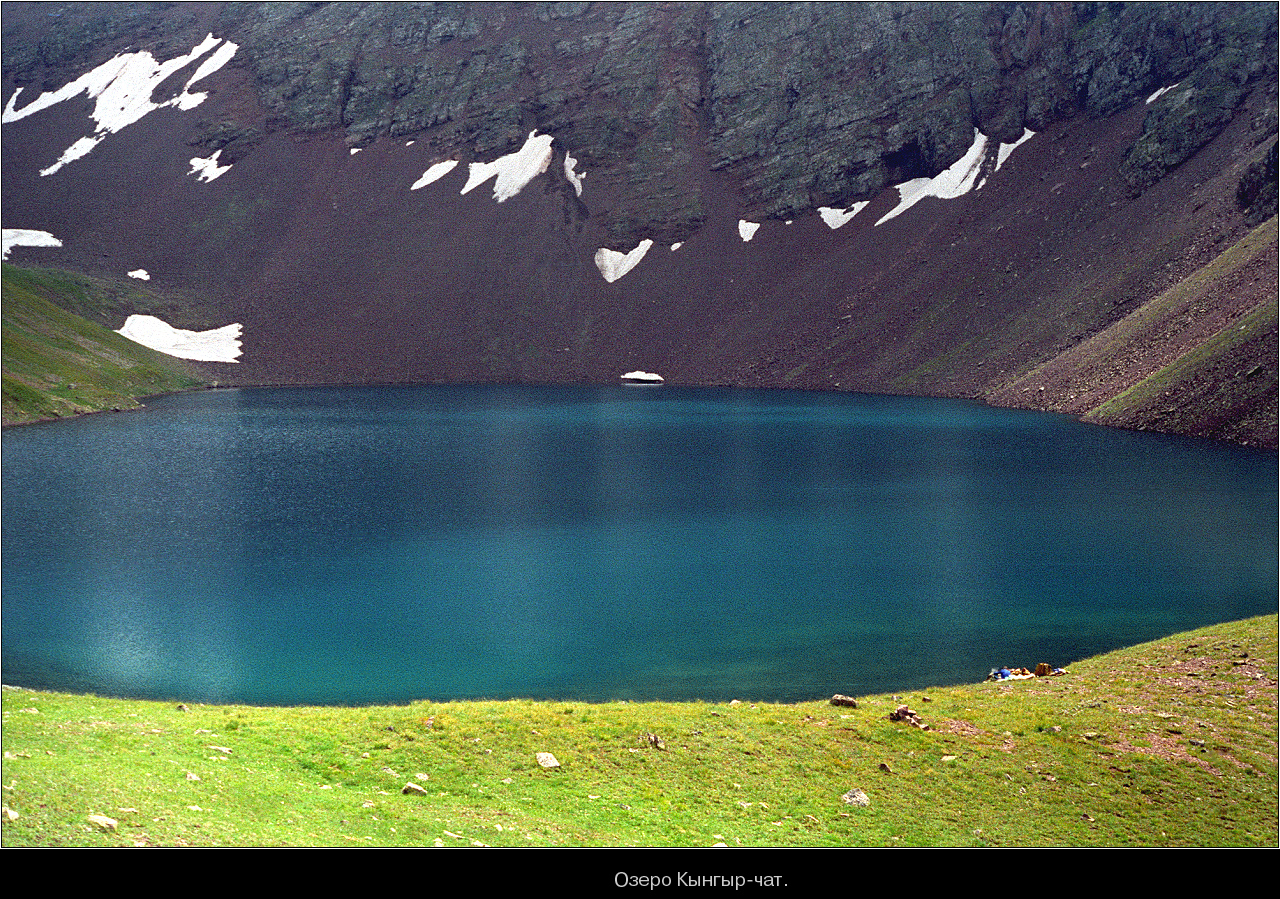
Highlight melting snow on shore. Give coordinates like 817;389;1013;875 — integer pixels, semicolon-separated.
621;370;664;383
2;229;62;260
412;159;458;190
876;127;1035;226
189;150;232;182
2;34;238;177
461;131;554;203
128;269;150;280
595;239;654;283
116;315;242;363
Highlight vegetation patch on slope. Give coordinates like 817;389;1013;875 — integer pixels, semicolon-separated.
2;264;207;425
988;216;1278;448
2;616;1274;848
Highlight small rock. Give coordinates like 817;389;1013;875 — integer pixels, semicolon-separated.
88;814;118;832
841;788;870;807
185;772;201;781
2;805;18;822
878;762;893;774
401;782;428;796
177;704;189;712
536;752;560;769
830;694;858;708
642;733;666;751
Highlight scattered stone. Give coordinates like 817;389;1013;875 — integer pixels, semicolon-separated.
2;805;18;822
841;788;870;807
941;755;957;762
536;752;560;769
830;694;858;708
878;762;893;774
401;782;428;796
88;814;118;832
207;745;232;754
185;772;201;781
414;773;430;782
642;733;667;751
888;705;930;730
728;700;742;706
177;704;189;712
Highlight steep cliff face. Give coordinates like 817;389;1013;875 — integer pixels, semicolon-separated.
2;2;1276;445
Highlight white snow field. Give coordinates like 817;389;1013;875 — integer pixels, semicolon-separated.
876;127;1036;226
188;150;232;182
411;159;459;190
2;35;238;177
818;202;869;230
2;229;62;260
594;240;655;283
564;152;586;196
460;131;555;202
115;315;243;363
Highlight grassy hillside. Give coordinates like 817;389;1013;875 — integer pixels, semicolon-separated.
989;216;1278;448
2;615;1274;848
2;264;208;425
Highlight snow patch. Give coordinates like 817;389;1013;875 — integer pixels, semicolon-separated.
671;242;683;251
995;128;1035;171
818;202;869;229
3;35;238;177
411;159;458;190
1146;83;1181;104
594;239;654;283
128;269;150;280
621;370;663;383
738;220;761;241
115;314;242;363
188;150;231;182
2;229;61;260
877;129;988;226
349;147;361;155
564;151;586;196
460;131;554;203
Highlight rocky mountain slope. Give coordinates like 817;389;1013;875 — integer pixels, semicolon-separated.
2;2;1276;446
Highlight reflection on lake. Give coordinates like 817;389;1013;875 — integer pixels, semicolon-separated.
2;385;1275;705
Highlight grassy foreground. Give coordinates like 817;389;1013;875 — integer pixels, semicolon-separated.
2;616;1276;848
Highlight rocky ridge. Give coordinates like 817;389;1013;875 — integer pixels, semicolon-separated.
1;2;1276;446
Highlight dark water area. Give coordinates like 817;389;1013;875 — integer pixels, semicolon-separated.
2;385;1276;706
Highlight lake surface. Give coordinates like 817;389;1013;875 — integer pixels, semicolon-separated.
2;385;1275;705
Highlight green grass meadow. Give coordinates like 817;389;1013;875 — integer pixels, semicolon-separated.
2;615;1275;848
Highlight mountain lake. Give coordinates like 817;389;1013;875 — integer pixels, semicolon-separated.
2;384;1275;706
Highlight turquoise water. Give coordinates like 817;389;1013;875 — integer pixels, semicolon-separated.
2;385;1275;705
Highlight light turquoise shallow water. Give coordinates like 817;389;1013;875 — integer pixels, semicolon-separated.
3;385;1275;704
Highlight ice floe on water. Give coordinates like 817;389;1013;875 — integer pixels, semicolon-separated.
564;152;586;197
595;239;654;283
819;202;869;229
875;127;1035;226
188;150;231;182
738;220;761;241
411;159;458;190
128;269;150;280
2;229;62;260
2;34;238;177
115;314;242;363
461;131;554;203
